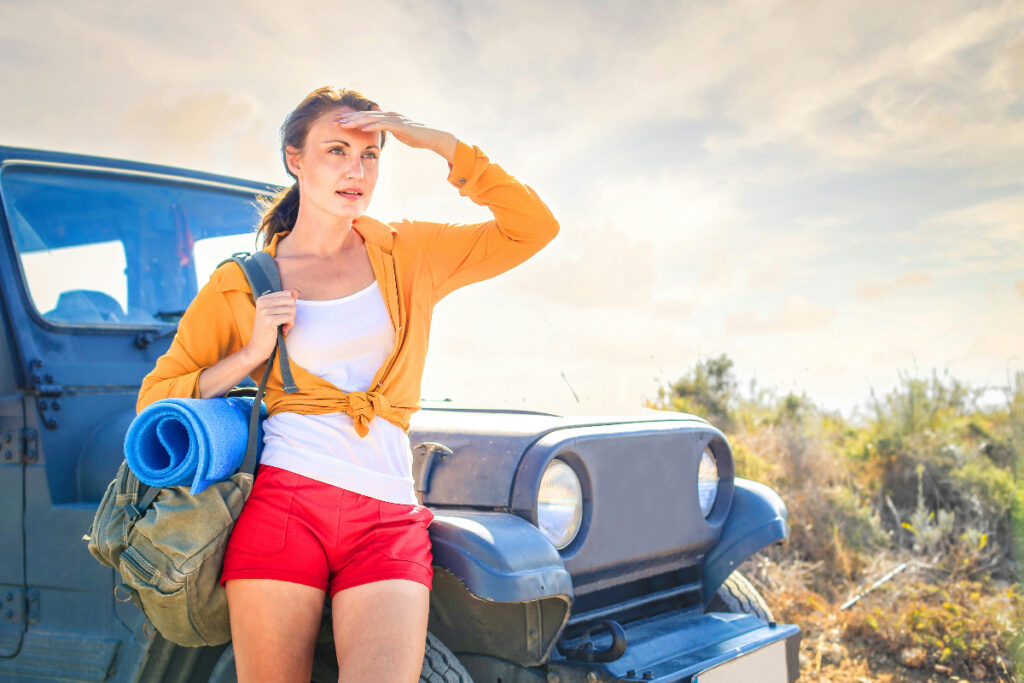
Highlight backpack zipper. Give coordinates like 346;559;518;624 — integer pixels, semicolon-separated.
120;546;158;584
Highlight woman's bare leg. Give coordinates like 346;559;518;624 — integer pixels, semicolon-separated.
332;579;430;683
226;578;327;683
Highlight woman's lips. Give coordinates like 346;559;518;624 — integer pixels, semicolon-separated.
336;189;363;200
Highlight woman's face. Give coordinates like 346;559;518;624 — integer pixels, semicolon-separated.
285;106;381;223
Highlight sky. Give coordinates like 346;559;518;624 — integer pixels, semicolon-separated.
1;0;1022;419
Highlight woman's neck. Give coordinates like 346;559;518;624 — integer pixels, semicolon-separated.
281;206;359;258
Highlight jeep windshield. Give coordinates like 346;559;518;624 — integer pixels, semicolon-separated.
1;163;271;329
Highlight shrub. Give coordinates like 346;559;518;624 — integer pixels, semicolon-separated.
655;354;738;430
843;578;1022;679
659;358;1024;675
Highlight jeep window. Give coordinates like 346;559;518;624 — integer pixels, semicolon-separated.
1;164;266;328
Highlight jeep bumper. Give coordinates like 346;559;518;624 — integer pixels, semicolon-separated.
548;610;801;682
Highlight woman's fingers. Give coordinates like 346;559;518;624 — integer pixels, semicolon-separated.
336;110;410;126
334;111;440;150
243;291;298;361
258;304;296;316
253;291;297;341
256;290;298;305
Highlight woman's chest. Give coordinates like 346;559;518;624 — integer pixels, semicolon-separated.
275;250;377;301
286;286;396;385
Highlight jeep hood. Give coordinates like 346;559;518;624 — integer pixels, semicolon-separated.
408;406;710;508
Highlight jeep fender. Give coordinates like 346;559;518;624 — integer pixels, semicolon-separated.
702;478;788;605
428;511;573;666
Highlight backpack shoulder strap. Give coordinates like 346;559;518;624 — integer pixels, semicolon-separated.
223;252;298;395
228;251;279;299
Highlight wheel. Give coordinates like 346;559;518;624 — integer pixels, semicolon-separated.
207;644;237;683
206;631;473;683
420;631;474;683
706;571;774;623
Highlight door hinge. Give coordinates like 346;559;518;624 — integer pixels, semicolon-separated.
29;359;63;430
2;589;39;625
0;428;37;464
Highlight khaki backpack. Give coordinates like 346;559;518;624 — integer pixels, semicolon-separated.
85;251;297;646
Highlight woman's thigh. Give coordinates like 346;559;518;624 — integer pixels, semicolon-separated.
226;578;327;683
332;578;430;683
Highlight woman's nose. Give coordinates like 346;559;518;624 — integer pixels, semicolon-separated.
344;157;365;179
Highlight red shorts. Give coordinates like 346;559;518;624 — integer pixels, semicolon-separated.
221;465;434;597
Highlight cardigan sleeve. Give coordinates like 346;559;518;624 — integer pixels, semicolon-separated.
401;141;559;301
136;266;245;413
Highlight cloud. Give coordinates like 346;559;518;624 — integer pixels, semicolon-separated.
122;90;274;175
517;222;659;309
722;294;837;335
2;0;1021;419
963;330;1024;360
699;1;1024;171
652;297;695;319
919;196;1024;272
855;271;932;301
932;196;1024;230
870;346;922;365
7;0;1023;184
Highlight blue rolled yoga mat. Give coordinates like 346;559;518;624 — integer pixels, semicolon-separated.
124;397;267;494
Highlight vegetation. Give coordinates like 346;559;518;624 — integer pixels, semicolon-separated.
652;356;1024;681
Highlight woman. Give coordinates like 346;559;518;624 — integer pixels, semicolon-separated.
136;86;558;682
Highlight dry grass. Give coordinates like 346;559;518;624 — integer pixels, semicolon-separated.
655;359;1024;681
743;554;1022;682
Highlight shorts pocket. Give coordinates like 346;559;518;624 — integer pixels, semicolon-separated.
226;468;297;556
374;502;434;567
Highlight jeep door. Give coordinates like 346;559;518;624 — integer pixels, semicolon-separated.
0;151;270;680
0;276;27;659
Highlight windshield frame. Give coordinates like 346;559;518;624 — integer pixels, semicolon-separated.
0;158;276;334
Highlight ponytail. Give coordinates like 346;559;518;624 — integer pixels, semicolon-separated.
257;184;300;248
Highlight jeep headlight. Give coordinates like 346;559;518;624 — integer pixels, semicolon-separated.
698;448;719;517
537;460;583;549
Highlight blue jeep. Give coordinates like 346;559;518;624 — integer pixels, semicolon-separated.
0;145;801;682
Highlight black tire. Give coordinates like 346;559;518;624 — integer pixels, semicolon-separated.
420;631;473;683
207;631;472;683
207;644;237;683
706;571;774;623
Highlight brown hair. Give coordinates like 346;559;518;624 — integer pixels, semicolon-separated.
257;86;384;247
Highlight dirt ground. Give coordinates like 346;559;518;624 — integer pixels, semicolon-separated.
743;558;1020;683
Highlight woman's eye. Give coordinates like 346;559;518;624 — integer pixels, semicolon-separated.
362;151;378;160
329;147;345;155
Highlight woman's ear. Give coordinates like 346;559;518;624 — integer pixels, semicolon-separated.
284;145;302;177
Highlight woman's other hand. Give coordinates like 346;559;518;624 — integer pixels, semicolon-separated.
195;288;297;399
245;289;299;363
334;111;458;164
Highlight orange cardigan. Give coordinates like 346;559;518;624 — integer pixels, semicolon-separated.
136;141;559;436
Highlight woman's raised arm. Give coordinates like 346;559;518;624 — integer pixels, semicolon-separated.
400;140;560;300
337;111;559;298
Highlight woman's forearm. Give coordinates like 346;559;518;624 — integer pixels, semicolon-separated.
197;345;264;399
431;131;458;165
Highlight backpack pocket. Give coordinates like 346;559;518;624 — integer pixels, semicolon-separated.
118;546;202;646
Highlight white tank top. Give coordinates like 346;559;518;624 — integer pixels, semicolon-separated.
258;281;418;505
